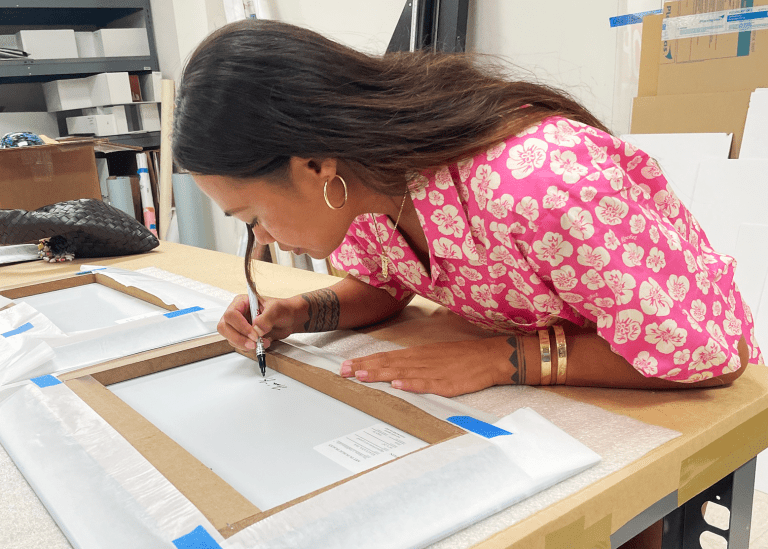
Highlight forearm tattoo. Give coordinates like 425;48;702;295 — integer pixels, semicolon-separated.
301;289;340;332
507;336;525;385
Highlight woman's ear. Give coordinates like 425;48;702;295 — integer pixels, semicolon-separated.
289;157;338;184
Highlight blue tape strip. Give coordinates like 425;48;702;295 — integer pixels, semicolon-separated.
164;306;204;319
76;267;107;275
172;526;222;549
447;416;512;439
31;375;61;388
728;9;767;21
609;9;662;27
737;0;755;57
2;322;33;338
138;168;149;174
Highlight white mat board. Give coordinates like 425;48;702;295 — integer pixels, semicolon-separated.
109;352;428;510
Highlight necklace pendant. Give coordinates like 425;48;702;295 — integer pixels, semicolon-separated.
381;254;389;277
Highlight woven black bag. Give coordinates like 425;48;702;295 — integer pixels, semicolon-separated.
0;199;159;258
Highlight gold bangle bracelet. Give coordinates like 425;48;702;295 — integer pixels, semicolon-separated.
538;329;552;386
553;325;567;386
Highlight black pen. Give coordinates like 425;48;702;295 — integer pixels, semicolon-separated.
247;286;267;377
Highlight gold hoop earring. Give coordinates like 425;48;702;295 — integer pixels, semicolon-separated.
323;175;348;210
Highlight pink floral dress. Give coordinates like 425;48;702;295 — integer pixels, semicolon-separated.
330;116;763;382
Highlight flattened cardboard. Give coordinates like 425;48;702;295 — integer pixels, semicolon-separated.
631;91;752;157
0;144;101;211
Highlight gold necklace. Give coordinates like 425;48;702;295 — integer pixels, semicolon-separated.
371;189;409;278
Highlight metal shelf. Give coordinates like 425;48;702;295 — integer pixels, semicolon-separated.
0;1;147;9
88;131;159;149
0;57;158;82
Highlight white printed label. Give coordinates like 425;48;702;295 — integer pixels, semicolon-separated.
314;424;428;474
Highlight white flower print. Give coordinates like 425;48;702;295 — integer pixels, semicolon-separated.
614;309;644;344
603;270;636;305
577;244;610;270
505;289;534;312
451;284;466;300
690;300;707;323
428;190;444;206
487;194;515;219
471;164;501;209
470;216;491;249
595;196;629;225
457;157;474;181
550;150;588;184
584;136;608;164
543;186;569;209
470;284;499;308
461;233;482;263
666;275;689;302
461;305;486;323
684;249;697;273
543;120;581;146
434;167;452;190
429;287;455;307
455;275;466;287
602;166;625;191
722;354;742;374
507;138;548;179
674;218;687;239
560;207;595;240
712;300;722;317
515;196;540;229
431;205;465;238
559;292;584;303
580;186;597;202
689;338;727;371
626;155;643;171
586;172;600;181
490;221;513;247
490;245;516;267
695;271;711;295
622;243;644;267
604;230;620;251
516;123;539;137
653;189;681;218
646;247;666;273
486;142;506;161
581;269;605;290
639;278;673;316
640;158;663;179
584;303;613;328
706;320;728;348
489;263;506;278
649;225;660;244
661;224;682;251
674;349;691;365
533;293;564;314
633;351;658;376
629;183;651;202
551;265;578;291
397;260;426;286
625;142;638;156
645;319;687;353
533;232;574;267
595;297;615;308
459;265;482;281
724;309;742;336
684;371;715;382
630;214;646;234
336;243;360;266
455;180;470;203
509;270;534;295
433;237;462;259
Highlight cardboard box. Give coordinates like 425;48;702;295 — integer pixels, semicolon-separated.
138;103;160;132
43;73;133;112
0;143;101;211
74;32;98;58
15;30;78;60
93;28;150;58
639;1;768;97
631;90;752;158
66;114;118;137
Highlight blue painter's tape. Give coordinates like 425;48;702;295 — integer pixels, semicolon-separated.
76;267;107;275
728;9;767;21
2;322;33;338
31;375;61;388
609;9;662;27
138;168;149;174
447;416;512;439
164;306;204;319
172;526;222;549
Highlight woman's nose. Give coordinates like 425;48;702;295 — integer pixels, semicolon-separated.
251;225;275;246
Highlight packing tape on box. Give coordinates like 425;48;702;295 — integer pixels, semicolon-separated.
609;9;662;28
661;6;768;41
544;514;612;549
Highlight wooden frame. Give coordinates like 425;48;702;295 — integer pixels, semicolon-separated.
56;336;465;539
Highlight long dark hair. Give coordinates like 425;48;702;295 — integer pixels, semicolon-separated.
173;18;609;299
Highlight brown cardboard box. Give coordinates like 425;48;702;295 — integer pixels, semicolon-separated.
631;90;752;157
639;1;768;97
0;143;101;211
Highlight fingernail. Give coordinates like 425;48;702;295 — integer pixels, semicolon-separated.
355;370;368;381
391;380;403;389
245;340;255;350
340;364;351;376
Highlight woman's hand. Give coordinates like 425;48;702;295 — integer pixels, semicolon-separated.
339;337;520;397
217;294;301;352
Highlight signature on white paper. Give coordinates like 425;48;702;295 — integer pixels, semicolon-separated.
259;377;287;390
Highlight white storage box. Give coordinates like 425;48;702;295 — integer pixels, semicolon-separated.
139;72;162;102
16;30;78;60
43;72;133;112
83;105;129;134
66;114;117;136
138;102;160;132
74;32;98;58
93;28;150;57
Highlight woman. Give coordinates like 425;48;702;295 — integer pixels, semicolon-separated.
173;19;762;397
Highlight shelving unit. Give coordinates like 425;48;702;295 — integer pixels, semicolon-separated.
0;0;160;147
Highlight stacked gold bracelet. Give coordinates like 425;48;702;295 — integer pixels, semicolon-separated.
538;326;568;386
